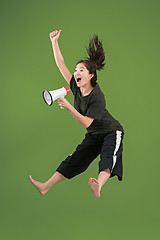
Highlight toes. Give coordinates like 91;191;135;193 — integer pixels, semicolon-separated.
88;178;99;185
92;178;99;184
88;178;92;184
29;175;33;183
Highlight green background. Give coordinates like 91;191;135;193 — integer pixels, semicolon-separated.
1;0;159;239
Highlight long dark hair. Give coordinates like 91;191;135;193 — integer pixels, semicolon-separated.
76;34;106;87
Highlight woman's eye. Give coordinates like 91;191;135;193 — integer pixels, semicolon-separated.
74;69;83;72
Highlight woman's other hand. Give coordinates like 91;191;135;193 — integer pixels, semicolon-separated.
50;30;62;43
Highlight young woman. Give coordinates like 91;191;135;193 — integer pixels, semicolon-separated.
29;29;125;199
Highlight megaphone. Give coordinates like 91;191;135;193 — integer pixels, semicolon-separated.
43;87;70;108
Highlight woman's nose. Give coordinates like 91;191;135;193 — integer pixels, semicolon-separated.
76;70;81;75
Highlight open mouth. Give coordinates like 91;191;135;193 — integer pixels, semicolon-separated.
76;77;81;83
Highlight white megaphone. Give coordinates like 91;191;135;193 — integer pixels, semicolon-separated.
43;87;70;109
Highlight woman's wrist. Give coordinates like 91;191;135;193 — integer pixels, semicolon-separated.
67;103;73;111
52;40;57;47
52;39;58;46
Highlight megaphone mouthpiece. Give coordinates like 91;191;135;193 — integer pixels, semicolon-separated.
64;87;70;95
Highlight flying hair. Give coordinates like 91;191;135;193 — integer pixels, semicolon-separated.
85;34;106;71
76;34;106;87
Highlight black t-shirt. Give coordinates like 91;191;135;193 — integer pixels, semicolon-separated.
69;75;124;135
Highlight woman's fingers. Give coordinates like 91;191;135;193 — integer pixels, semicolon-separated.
49;30;62;42
57;30;62;38
50;30;62;37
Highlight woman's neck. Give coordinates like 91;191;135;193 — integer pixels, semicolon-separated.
80;84;94;97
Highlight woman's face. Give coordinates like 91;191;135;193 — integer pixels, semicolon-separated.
74;63;94;87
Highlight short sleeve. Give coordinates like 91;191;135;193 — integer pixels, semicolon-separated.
85;93;106;120
70;75;78;96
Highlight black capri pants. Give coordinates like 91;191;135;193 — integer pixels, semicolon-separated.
56;130;124;181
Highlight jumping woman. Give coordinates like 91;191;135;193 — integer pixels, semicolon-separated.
29;29;125;198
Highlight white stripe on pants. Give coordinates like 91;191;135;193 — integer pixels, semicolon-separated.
111;130;122;173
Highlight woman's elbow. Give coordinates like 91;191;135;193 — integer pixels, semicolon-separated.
85;116;94;128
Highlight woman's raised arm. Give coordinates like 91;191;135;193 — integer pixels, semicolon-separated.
50;30;72;84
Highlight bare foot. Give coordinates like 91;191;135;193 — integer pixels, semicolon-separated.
88;177;101;198
29;175;48;195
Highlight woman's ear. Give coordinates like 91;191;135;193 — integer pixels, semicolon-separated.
89;73;94;80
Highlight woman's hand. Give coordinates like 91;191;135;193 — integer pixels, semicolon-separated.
50;30;62;43
58;97;71;110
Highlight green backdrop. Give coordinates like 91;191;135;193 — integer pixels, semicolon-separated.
1;0;159;239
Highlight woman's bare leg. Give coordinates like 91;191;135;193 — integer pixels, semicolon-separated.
29;171;66;195
88;168;111;198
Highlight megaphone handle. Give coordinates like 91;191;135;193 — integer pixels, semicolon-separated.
60;96;64;109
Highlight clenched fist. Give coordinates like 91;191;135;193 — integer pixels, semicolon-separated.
49;30;62;43
58;97;71;110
